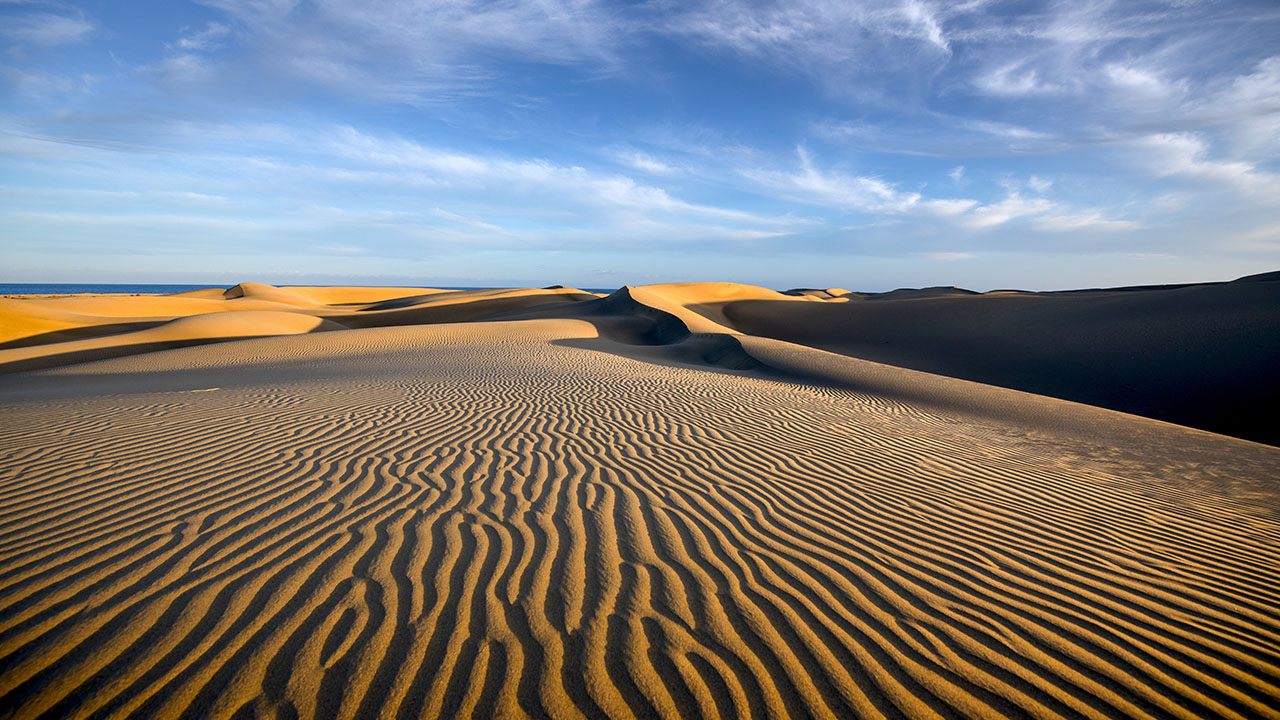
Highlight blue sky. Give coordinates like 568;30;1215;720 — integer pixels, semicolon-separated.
2;0;1278;290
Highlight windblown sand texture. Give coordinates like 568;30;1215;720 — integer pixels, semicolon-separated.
1;280;1278;719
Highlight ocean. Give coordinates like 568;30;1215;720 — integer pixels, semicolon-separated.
0;283;218;296
0;283;617;296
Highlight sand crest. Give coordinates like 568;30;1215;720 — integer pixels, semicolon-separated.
0;281;1277;719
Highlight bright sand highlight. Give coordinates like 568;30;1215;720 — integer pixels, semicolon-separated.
1;281;1277;718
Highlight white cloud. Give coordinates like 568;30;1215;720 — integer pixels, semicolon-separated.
331;0;619;63
193;0;622;99
975;63;1060;97
899;0;948;50
1198;56;1280;158
922;251;974;260
1;11;92;46
615;151;677;175
745;146;924;212
963;120;1056;143
665;0;957;56
961;192;1053;229
307;127;801;231
919;198;978;216
326;127;490;176
194;0;303;26
1133;132;1279;195
1216;56;1280;114
739;149;1099;233
657;0;970;101
430;208;512;236
175;22;231;52
1027;175;1052;193
1228;112;1280;159
0;64;86;101
150;53;217;86
2;119;820;259
1103;63;1180;100
952;0;1278;162
736;148;1130;236
1031;212;1137;233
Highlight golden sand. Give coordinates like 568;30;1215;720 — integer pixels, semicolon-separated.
0;282;1277;718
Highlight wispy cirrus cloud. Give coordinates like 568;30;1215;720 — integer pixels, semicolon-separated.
959;192;1054;229
1032;211;1137;233
612;149;678;176
739;147;1130;234
173;22;230;52
1132;132;1280;196
1;121;809;265
742;147;924;213
788;3;1280;160
318;126;790;227
1;10;93;46
177;0;624;104
974;63;1061;97
655;0;965;103
659;0;954;56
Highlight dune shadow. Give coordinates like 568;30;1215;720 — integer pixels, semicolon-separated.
0;330;339;377
716;286;1280;445
0;321;168;351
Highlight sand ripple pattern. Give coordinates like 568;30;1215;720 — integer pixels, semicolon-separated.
1;324;1278;719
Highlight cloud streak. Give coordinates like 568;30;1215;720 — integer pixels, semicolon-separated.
1;10;93;46
178;0;625;103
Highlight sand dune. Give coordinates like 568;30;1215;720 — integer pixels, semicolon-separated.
0;311;344;374
714;276;1280;444
334;287;601;330
279;286;450;305
1;280;1278;719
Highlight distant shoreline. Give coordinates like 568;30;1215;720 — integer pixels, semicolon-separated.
0;283;619;296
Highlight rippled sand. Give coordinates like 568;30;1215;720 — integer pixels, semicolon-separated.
1;283;1277;719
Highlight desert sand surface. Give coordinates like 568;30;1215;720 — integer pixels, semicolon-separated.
1;280;1278;719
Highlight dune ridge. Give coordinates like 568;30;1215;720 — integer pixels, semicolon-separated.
1;280;1278;719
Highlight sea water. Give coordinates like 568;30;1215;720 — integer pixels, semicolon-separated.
0;283;618;296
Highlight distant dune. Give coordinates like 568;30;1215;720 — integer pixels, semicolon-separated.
1;278;1277;718
752;273;1280;445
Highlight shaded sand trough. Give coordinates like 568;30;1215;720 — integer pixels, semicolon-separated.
0;279;1278;718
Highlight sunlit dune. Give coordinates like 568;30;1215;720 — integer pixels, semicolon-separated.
1;278;1277;719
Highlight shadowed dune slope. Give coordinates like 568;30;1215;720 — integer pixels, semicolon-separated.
1;314;1278;719
711;276;1280;445
0;311;344;374
333;287;599;329
220;282;325;306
